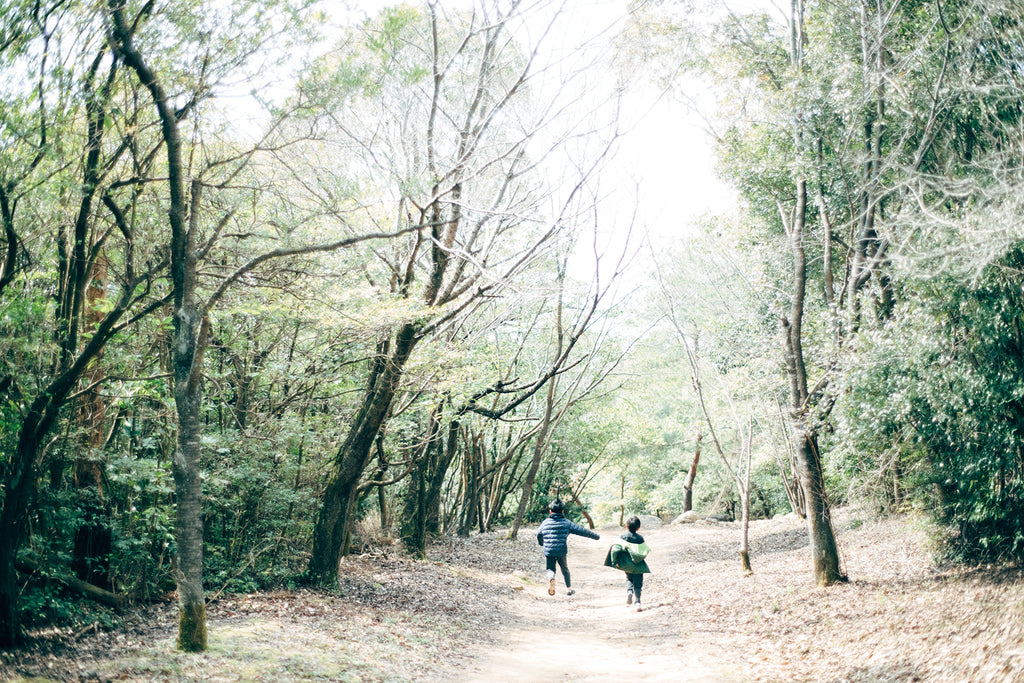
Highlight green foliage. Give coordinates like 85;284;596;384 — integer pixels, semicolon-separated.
200;423;324;592
749;464;790;519
837;244;1024;563
107;454;177;597
17;580;75;629
8;0;1024;651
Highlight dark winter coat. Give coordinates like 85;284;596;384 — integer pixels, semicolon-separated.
603;531;651;574
536;513;600;557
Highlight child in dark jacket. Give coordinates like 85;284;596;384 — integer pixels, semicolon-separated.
536;499;600;596
603;515;651;612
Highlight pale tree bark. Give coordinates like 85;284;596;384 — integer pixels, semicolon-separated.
781;177;846;586
774;399;805;518
684;429;702;513
739;419;753;574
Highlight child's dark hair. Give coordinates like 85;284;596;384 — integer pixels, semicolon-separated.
549;499;564;513
626;515;641;533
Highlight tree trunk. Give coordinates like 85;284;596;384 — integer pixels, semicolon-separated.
619;473;626;527
109;0;212;650
740;421;753;576
308;324;419;585
16;557;124;609
376;435;390;530
564;489;595;529
0;425;43;648
168;179;209;652
171;329;207;651
684;429;702;513
775;400;806;517
784;176;845;586
794;430;844;585
424;420;459;536
485;439;526;530
458;430;486;537
508;378;557;540
400;410;455;556
72;259;113;591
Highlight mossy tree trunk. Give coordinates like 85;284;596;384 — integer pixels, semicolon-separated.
109;2;208;650
308;325;420;584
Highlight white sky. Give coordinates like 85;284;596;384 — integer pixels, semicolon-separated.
207;0;739;286
336;0;736;244
216;0;748;250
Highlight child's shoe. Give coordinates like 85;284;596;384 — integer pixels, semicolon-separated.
626;591;633;605
548;578;555;596
635;602;642;613
566;588;575;596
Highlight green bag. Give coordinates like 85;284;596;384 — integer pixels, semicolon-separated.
625;541;650;562
604;541;651;574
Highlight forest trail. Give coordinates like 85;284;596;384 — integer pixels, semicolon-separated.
5;511;1024;682
464;524;738;683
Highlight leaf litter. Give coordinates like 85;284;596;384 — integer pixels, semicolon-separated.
1;509;1022;682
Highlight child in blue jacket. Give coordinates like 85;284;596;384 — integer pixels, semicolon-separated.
536;499;600;596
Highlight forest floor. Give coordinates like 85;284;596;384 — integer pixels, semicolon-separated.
3;508;1024;682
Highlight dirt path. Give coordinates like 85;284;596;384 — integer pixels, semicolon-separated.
464;525;738;682
7;511;1023;682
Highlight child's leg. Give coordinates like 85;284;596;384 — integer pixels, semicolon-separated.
545;556;558;580
555;556;571;587
624;573;634;604
631;573;644;603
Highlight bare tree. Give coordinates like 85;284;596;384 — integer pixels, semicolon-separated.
304;0;624;584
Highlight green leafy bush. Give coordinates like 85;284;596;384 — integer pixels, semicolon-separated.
837;244;1024;563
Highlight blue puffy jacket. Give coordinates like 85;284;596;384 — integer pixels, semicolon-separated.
536;513;600;557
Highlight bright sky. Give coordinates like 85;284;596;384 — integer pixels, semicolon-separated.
335;0;735;244
207;0;739;285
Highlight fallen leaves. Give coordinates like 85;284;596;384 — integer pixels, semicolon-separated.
2;510;1022;682
649;511;1024;682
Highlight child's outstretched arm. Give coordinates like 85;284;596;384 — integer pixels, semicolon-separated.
570;521;600;540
